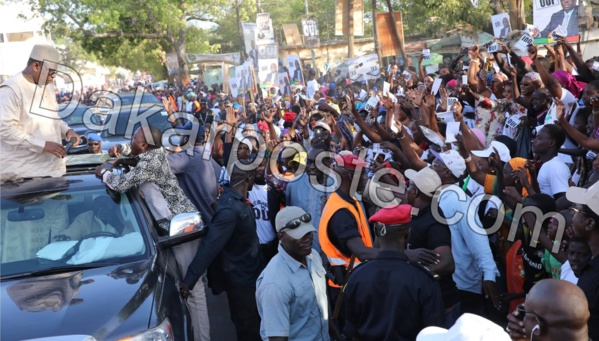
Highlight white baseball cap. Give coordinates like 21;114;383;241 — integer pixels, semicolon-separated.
566;181;599;216
471;141;511;163
416;313;511;341
430;149;466;179
404;167;442;197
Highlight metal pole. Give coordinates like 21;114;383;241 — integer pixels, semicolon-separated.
237;0;245;62
304;0;317;74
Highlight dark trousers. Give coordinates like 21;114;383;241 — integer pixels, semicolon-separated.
458;290;485;317
226;286;261;341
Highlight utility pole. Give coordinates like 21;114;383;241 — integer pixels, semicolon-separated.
304;0;317;72
348;0;354;58
257;0;262;13
237;0;244;62
385;0;406;63
371;0;382;67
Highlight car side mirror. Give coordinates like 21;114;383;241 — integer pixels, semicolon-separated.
157;212;207;248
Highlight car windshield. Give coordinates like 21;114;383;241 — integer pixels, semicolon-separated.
1;186;148;278
117;94;161;106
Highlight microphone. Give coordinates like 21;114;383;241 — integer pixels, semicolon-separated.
65;137;77;154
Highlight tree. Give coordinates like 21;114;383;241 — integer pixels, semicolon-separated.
32;0;226;85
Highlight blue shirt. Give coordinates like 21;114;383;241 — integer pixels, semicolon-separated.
436;185;499;294
256;244;329;341
285;174;332;253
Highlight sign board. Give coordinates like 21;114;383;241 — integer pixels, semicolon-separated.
256;13;275;46
241;22;256;54
514;34;535;51
282;24;302;47
532;0;579;44
347;54;380;82
204;67;223;87
165;53;179;75
492;13;511;38
257;44;279;89
186;52;241;65
335;0;364;36
375;12;405;58
301;18;320;48
286;55;304;85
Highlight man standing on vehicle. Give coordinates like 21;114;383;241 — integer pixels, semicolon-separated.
0;43;81;183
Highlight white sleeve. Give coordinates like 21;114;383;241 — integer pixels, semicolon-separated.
0;87;45;152
550;162;571;196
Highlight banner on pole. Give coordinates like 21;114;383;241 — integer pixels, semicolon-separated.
302;18;320;48
256;13;275;46
165;53;179;75
335;0;364;36
282;24;302;47
375;12;405;58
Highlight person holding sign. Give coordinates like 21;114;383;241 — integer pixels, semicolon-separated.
533;0;578;38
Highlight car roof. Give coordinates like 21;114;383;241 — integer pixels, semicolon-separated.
1;173;103;200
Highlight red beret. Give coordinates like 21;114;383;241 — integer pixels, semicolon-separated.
369;204;413;225
257;122;269;131
283;111;296;124
334;154;369;171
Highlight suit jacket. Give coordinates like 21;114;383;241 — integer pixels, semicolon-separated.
539;7;579;38
500;27;510;38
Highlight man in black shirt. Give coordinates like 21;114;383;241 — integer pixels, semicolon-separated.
567;182;599;340
181;163;264;341
344;204;445;340
405;167;459;327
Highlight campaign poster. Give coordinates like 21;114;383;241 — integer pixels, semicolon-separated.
286;54;304;85
301;18;320;48
241;22;257;54
229;77;239;98
347;54;380;82
532;0;579;43
255;13;275;46
492;13;512;39
279;73;292;97
257;44;278;89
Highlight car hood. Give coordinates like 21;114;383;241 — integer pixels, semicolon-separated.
1;258;158;341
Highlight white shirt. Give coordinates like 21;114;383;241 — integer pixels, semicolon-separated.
0;73;70;182
537;156;571;197
306;80;320;100
561;10;574;29
560;260;578;284
248;183;276;244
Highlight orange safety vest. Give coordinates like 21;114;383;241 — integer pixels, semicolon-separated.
319;192;373;287
168;95;178;111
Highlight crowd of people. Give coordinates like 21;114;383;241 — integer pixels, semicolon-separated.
2;38;599;340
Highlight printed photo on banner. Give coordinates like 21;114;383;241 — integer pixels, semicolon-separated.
241;22;257;54
532;0;579;42
286;55;304;85
255;13;275;45
229;77;239;98
259;59;279;88
236;63;252;92
492;13;512;39
347;54;380;82
278;73;292;97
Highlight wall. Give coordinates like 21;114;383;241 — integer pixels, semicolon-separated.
280;38;375;72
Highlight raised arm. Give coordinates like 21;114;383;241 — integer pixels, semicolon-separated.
529;44;562;99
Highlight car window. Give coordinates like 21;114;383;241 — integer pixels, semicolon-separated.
61;106;89;125
101;107;170;138
118;94;161;106
0;187;148;277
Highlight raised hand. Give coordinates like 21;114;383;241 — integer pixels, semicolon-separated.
527;44;538;61
225;107;238;126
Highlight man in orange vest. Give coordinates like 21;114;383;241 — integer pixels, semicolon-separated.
319;153;378;328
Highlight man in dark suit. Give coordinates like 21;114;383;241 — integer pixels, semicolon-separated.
535;0;578;38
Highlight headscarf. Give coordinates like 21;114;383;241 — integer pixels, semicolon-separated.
508;157;531;198
552;70;587;98
524;72;544;88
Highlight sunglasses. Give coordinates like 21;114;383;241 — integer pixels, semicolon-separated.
520;82;531;86
238;144;251;151
88;142;101;146
570;206;587;216
281;213;311;231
